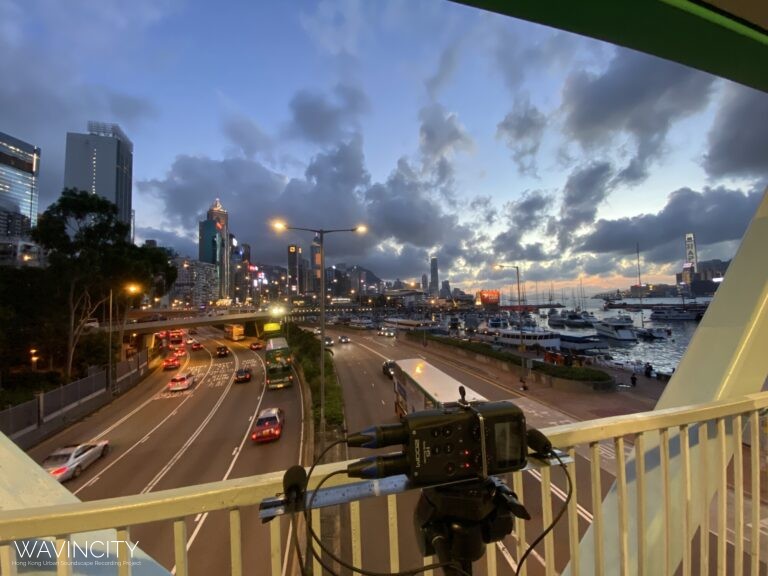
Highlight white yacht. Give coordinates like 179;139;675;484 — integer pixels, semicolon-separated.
594;321;638;341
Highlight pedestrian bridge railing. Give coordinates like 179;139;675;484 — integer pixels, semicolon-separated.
1;392;766;576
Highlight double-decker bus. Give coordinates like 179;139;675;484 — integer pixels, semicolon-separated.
392;358;486;417
264;337;293;389
224;324;245;341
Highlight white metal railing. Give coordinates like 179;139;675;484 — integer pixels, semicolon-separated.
1;392;766;576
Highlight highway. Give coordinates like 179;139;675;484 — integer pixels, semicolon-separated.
323;327;617;576
25;324;631;575
28;327;305;576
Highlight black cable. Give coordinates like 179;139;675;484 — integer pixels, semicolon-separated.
304;468;471;576
514;451;573;575
290;511;306;574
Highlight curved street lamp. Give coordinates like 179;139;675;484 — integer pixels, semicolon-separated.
272;220;367;449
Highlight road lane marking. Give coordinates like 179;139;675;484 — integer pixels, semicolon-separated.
172;348;298;574
89;336;217;441
231;447;238;456
194;513;203;522
74;391;197;496
527;469;594;523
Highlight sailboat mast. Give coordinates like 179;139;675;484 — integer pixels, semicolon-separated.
637;242;644;327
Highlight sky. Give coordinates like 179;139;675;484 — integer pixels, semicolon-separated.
2;0;766;295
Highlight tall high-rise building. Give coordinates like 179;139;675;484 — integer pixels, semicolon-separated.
287;244;301;294
421;273;428;293
0;131;40;238
684;233;698;273
429;256;439;296
64;122;133;235
198;199;231;300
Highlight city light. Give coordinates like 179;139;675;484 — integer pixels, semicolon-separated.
270;219;368;449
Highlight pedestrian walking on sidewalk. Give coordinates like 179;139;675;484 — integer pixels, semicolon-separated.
630;373;637;387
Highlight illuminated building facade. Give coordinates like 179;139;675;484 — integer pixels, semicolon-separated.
198;198;231;299
0;131;40;238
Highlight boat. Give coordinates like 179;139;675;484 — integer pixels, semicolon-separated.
636;326;669;340
649;307;698;321
557;332;609;352
487;315;509;330
563;311;591;328
594;321;638;341
602;312;634;326
547;309;566;328
476;326;561;350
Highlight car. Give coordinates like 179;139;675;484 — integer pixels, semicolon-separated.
42;441;110;482
168;372;196;391
163;356;181;370
191;342;203;351
338;335;351;343
249;340;264;351
384;330;396;337
313;327;322;335
188;328;198;335
234;367;252;383
174;346;187;357
382;360;396;378
216;346;230;357
251;407;285;443
324;336;334;346
186;337;195;344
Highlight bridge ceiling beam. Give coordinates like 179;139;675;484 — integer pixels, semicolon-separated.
452;0;768;93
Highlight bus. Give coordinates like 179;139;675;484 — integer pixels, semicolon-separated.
264;337;293;389
392;358;487;417
224;324;245;341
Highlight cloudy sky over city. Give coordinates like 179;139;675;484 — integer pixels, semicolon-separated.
2;0;766;293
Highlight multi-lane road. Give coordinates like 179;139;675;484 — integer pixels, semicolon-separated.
28;327;305;576
26;325;629;575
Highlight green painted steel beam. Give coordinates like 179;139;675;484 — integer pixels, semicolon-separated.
452;0;768;93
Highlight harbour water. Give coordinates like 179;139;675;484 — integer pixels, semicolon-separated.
553;297;713;375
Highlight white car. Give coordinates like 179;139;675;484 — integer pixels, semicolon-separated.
313;327;322;335
42;441;110;482
168;372;196;391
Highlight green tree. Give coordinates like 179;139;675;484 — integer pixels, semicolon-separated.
32;189;130;379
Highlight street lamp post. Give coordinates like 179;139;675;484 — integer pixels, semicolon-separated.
273;220;367;450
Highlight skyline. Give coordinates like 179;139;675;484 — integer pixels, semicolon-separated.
1;1;766;292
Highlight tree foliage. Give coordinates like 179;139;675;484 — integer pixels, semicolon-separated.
28;189;175;380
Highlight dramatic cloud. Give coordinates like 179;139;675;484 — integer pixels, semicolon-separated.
494;26;585;93
577;185;763;265
0;0;159;208
561;49;716;184
550;161;614;250
426;40;464;100
497;96;547;175
418;103;473;164
365;157;472;249
704;85;768;179
222;113;273;160
287;84;369;144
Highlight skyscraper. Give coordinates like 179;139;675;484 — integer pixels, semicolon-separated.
421;273;428;293
684;233;698;273
198;199;231;300
0;131;40;238
64;122;133;235
429;256;439;296
287;244;301;294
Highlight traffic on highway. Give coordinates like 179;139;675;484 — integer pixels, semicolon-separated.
26;321;621;575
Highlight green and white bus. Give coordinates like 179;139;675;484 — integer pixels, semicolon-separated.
392;358;486;417
264;336;293;389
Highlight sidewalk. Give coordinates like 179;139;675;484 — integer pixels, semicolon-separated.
400;337;768;503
